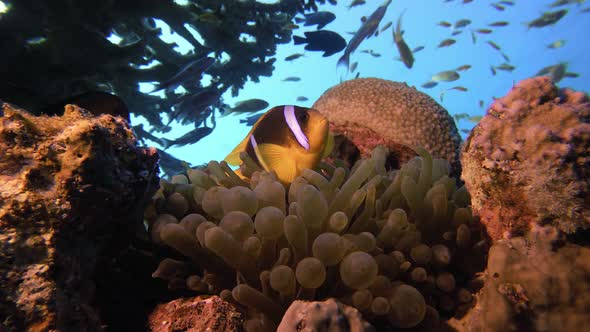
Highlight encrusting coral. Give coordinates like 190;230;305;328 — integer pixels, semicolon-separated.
146;146;487;330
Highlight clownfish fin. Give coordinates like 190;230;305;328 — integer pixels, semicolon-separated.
322;132;335;159
257;143;298;183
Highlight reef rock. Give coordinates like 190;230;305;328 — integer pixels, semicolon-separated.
277;299;374;332
313;78;462;172
461;76;590;240
148;296;244;332
0;103;158;331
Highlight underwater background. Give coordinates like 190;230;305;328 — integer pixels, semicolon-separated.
129;0;590;168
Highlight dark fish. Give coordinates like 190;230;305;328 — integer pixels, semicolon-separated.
463;0;474;3
454;113;470;120
564;72;580;78
452;30;463;36
223;99;269;116
526;10;568;29
159;126;214;150
132;124;163;145
296;96;309;102
549;0;584;7
350;61;359;72
348;0;366;9
468;115;482;123
285;53;305;61
380;21;393;33
157;148;191;178
438;38;456;48
393;10;414;69
337;0;392;69
294;30;346;57
148;57;215;93
536;62;569;82
460;129;470;134
470;29;477;43
476;28;493;34
328;0;338;5
454;19;472;28
39;91;130;122
495;63;515;71
501;52;511;62
167;90;220;126
239;113;264;127
421;81;438;89
354;72;361;79
488;21;509;27
450;86;468;92
369;50;381;57
479;100;484;108
499;0;514;5
283;76;302;82
490;3;505;11
547;40;566;49
490;66;497;76
412;46;425;53
294;11;336;30
581;6;590;12
438;21;452;27
196;12;222;25
456;64;472;72
486;40;502;50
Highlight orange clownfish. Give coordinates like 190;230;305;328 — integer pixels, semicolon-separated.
224;105;333;184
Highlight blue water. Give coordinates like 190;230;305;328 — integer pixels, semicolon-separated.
133;0;590;168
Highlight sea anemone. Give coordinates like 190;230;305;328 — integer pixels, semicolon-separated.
145;146;487;330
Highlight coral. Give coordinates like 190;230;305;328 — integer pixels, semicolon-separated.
0;103;158;330
461;76;590;240
149;295;244;332
447;225;590;332
277;298;374;332
147;145;487;330
312;78;462;173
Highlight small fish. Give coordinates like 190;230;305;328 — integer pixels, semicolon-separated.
452;30;463;36
348;0;366;9
536;62;569;82
470;29;477;43
467;115;483;123
486;40;501;50
296;96;309;102
380;21;393;32
499;0;515;5
432;70;460;82
293;30;346;57
360;49;372;54
453;113;470;120
547;40;566;49
500;52;511;62
449;86;468;92
438;21;452;27
495;63;515;72
223;99;269;116
581;6;590;12
328;0;338;5
225;105;334;184
490;66;497;75
354;72;361;79
463;0;474;3
479;100;484;108
281;23;300;31
196;12;223;25
337;0;392;69
294;11;336;30
455;64;472;72
549;0;584;7
239;113;264;127
157;148;191;178
39;91;130;122
526;10;568;29
168;90;220;125
488;21;509;27
369;51;381;57
393;10;414;69
490;3;505;11
421;81;438;89
350;61;359;72
437;38;456;48
476;28;493;34
285;53;305;61
132;124;163;145
412;45;425;53
148;57;215;93
454;19;472;29
460;129;470;134
283;77;301;82
159;126;214;150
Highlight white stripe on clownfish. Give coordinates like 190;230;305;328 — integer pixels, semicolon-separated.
283;105;310;150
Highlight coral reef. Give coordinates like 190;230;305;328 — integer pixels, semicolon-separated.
277;298;374;332
312;78;462;173
0;0;336;133
461;76;590;240
147;146;487;330
0;103;158;331
149;295;244;332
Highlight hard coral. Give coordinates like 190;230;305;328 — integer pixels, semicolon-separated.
0;103;158;331
312;78;462;172
461;76;590;240
147;146;487;330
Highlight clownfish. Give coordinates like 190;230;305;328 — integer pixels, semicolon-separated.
225;105;333;184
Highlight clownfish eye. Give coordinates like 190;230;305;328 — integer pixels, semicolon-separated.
296;109;309;123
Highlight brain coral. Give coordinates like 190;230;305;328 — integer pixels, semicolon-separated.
146;146;487;331
312;78;462;171
461;76;590;239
